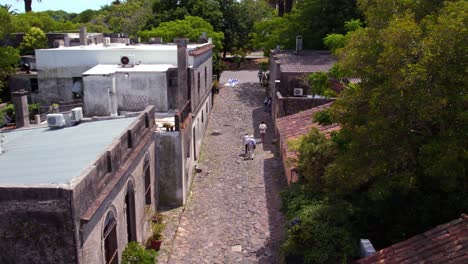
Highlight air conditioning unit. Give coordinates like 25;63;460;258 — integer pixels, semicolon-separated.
71;107;83;121
293;88;304;96
47;113;66;128
120;55;135;67
104;37;111;46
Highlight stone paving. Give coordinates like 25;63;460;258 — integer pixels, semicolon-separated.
158;71;287;264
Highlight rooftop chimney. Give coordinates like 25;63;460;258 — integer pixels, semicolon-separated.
79;26;87;46
11;89;30;128
296;35;303;54
175;38;188;109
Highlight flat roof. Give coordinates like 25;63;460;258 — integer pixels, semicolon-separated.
274;50;336;73
83;64;175;75
0;117;136;186
38;43;208;51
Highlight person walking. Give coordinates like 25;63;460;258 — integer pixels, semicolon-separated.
258;70;263;84
265;97;272;113
243;133;250;155
259;121;267;144
247;136;256;160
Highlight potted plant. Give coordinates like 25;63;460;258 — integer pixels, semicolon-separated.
146;221;164;251
50;103;60;113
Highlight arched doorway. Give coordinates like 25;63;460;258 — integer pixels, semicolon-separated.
103;211;118;264
125;181;137;242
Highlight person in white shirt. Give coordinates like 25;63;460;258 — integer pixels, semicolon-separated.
247;136;256;160
243;133;250;155
259;121;267;144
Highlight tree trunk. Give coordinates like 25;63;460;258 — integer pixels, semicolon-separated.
278;0;284;17
285;0;294;13
24;0;32;12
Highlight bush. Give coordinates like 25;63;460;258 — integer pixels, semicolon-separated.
0;103;15;126
281;186;358;264
122;242;157;264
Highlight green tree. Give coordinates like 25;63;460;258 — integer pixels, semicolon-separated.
282;1;467;262
0;8;20;102
0;4;19;15
19;26;48;55
328;0;468;246
139;16;224;51
148;0;223;31
107;0;152;36
323;19;362;54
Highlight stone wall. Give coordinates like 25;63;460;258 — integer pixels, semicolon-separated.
274;92;334;120
73;106;157;263
84;72;169;116
155;130;184;208
189;55;213;114
0;188;76;264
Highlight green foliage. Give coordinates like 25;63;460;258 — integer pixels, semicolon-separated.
149;0;223;31
344;19;363;32
107;0;152;36
307;72;336;98
282;1;468;261
281;185;357;263
250;15;297;56
0;46;20;100
293;0;361;49
296;128;338;188
11;12;79;33
19;27;48;55
329;0;468;246
139;16;224;51
324;19;363;54
122;242;157;264
0;104;15;126
323;34;346;54
313;109;333;126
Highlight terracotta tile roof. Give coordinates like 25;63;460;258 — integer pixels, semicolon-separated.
276;102;340;166
357;214;468;264
274;50;336;73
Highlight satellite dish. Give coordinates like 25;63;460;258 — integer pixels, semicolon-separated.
120;56;130;65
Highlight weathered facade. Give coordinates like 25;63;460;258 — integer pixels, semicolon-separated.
0;106;157;264
268;49;336;122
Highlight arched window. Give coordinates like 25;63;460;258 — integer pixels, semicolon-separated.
103;211;118;264
144;153;151;205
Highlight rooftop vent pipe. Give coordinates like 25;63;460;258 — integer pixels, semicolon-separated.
296;35;303;54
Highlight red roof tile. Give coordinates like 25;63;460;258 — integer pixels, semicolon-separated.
357;214;468;264
276;102;340;167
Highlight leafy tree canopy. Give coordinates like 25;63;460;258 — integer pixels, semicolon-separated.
19;26;48;55
282;0;468;262
139;16;224;51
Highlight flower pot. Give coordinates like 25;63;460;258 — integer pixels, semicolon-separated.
147;239;162;251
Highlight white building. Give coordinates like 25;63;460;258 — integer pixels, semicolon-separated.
33;38;215;207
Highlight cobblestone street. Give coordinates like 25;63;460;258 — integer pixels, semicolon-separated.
158;71;287;264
